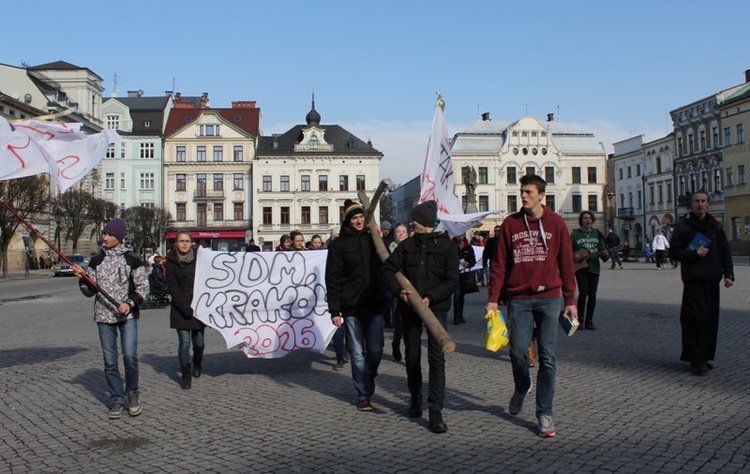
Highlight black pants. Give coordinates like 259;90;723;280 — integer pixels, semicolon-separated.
655;250;666;268
402;310;446;412
680;280;720;363
575;270;600;324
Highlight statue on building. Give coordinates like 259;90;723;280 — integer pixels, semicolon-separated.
463;165;478;213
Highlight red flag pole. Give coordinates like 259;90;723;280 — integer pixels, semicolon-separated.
0;198;122;308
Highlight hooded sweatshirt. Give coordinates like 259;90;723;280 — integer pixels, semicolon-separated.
487;207;576;306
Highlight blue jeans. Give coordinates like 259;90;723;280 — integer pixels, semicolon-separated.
344;313;384;400
332;324;346;358
507;297;561;418
97;318;139;400
177;328;205;365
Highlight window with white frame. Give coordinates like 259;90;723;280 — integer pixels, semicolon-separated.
139;172;155;190
737;124;744;143
301;175;311;191
281;176;290;192
140;142;154;159
233;173;244;190
262;176;272;192
176;146;186;162
120;173;126;189
105;173;115;189
233;145;243;162
197;146;206;162
478;167;488;184
106;144;115;159
106;115;120;130
199;124;220;136
213;146;223;162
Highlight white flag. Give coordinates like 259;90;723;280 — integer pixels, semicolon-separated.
0;117;120;193
191;248;337;359
419;98;498;236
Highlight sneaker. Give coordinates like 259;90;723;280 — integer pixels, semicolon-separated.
333;356;345;371
108;398;124;420
509;383;532;416
358;398;373;412
127;391;142;417
538;415;556;437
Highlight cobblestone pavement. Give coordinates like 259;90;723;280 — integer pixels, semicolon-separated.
1;263;748;473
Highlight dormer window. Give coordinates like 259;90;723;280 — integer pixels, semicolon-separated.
199;124;220;136
310;133;319;146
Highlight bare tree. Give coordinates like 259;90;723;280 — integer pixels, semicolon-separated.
123;205;172;255
379;180;396;223
53;189;99;254
88;198;119;243
0;176;49;278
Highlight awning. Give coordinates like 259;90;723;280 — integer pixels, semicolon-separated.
167;230;247;239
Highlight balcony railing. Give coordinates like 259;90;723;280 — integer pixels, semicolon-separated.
617;207;635;219
193;189;225;200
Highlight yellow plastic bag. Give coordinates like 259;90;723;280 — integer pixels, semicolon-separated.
485;309;509;352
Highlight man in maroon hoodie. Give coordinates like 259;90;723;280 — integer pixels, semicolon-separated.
485;174;577;438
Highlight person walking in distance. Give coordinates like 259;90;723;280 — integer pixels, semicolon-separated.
485;175;577;438
72;218;150;419
164;231;206;389
668;190;734;376
604;229;623;269
652;229;670;270
452;235;476;325
570;211;609;330
325;199;385;411
381;201;458;433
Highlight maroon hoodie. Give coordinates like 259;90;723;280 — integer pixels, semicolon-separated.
487;207;576;306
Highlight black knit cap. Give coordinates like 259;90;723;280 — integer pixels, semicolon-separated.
411;201;438;227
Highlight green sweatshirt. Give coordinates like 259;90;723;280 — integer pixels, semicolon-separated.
570;228;607;274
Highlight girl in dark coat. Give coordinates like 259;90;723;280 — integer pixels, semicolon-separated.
165;231;205;389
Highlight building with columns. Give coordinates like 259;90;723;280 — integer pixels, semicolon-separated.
450;113;608;233
253;99;382;250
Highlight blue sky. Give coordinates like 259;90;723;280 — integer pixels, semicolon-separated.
2;0;747;185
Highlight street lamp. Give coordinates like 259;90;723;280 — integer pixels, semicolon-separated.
604;185;615;231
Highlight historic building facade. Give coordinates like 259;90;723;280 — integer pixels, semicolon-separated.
612;135;647;248
253;100;382;250
450;113;608;232
670;95;724;224
101;91;173;212
717;74;750;246
643;134;675;243
162;97;260;250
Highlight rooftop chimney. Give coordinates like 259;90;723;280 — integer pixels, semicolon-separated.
745;69;750;83
200;92;209;109
232;101;256;108
127;90;143;97
481;112;490;121
547;113;555;122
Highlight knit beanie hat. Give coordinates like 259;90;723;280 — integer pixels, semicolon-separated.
411;201;438;227
103;218;127;243
381;221;392;230
343;199;365;225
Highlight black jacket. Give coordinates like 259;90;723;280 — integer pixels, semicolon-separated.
669;212;734;283
165;248;204;330
381;231;459;317
325;225;384;318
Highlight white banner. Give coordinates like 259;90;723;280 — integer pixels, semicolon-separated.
419;99;497;236
0;117;119;193
192;248;337;359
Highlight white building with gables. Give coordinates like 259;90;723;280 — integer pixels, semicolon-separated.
253;99;382;250
450;113;608;232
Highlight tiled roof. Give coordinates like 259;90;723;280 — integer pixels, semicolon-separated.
164;107;260;137
257;124;382;156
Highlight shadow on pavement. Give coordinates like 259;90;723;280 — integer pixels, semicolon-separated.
0;346;87;369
